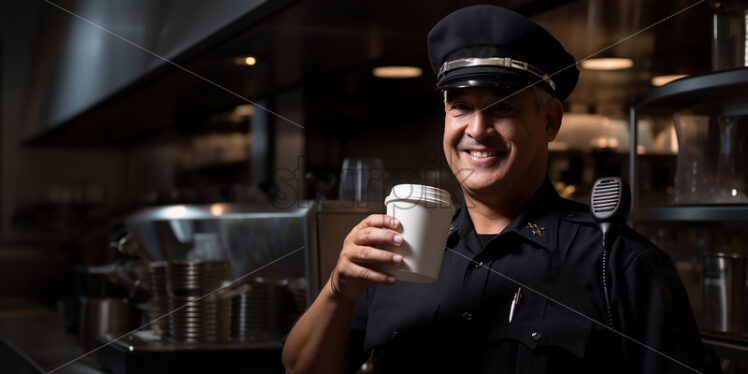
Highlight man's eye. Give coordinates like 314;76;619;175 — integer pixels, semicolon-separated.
488;103;513;116
448;103;471;115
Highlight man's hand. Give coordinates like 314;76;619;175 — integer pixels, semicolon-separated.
330;214;404;302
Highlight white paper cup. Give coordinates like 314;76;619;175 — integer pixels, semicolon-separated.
383;184;454;283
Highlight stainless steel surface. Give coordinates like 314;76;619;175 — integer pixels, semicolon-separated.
24;0;271;137
125;203;315;292
123;201;319;350
114;233;155;262
125;201;386;345
96;331;283;374
631;207;748;222
703;253;746;332
79;297;132;350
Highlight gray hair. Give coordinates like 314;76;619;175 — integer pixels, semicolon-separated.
529;85;553;112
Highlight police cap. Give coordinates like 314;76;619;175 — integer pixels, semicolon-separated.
427;5;579;100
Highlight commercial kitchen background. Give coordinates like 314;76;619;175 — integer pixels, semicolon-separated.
0;0;746;373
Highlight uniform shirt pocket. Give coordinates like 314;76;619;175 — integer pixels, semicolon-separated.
535;301;594;359
482;299;594;373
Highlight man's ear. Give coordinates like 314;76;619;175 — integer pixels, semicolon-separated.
544;97;563;142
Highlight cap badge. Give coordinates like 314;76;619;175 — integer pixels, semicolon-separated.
525;222;545;237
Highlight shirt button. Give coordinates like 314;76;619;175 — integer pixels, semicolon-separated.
461;312;472;321
390;330;398;339
531;332;542;341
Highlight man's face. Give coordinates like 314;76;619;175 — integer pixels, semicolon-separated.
443;87;560;199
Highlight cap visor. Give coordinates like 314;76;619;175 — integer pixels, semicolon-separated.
437;66;552;93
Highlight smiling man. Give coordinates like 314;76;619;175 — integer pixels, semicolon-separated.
283;5;721;374
443;86;562;235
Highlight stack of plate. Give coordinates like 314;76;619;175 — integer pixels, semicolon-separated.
201;261;233;291
231;278;285;341
215;290;233;342
163;260;233;343
168;295;203;342
231;289;251;341
199;294;218;342
148;262;169;336
167;261;203;295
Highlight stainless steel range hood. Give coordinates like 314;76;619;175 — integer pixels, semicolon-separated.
22;0;573;147
23;0;295;146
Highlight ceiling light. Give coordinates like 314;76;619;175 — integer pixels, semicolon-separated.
651;74;688;87
372;66;422;79
580;57;633;71
233;104;255;117
210;204;225;216
234;56;257;66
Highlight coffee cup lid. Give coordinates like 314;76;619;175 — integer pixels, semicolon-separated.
385;184;453;207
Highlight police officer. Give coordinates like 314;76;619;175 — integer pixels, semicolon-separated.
282;5;721;374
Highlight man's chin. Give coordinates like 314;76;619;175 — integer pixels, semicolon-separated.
459;180;506;196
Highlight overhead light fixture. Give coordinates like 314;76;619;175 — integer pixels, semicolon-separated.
233;104;255;117
580;57;633;71
234;56;257;66
651;74;688;87
210;204;225;216
372;66;422;79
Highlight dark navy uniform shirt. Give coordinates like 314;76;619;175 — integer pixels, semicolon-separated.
347;180;721;373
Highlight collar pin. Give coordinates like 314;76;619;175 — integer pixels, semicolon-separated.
525;222;545;237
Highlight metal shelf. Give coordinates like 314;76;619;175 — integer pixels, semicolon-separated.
631;206;748;222
635;68;748;111
629;68;748;210
702;334;748;363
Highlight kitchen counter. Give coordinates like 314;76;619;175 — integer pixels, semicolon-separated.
0;298;106;374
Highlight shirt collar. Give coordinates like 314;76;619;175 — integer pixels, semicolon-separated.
447;178;561;252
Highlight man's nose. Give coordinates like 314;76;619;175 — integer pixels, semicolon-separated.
464;111;494;139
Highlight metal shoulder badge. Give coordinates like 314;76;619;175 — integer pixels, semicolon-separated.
525;222;545;237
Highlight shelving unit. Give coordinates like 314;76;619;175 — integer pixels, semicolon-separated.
629;68;748;365
702;332;748;363
631;206;748;223
629;68;748;209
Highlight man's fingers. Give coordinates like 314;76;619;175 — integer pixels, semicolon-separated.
358;214;401;230
354;227;403;246
348;245;403;265
341;262;396;285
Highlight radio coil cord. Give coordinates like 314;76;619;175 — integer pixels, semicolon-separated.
601;231;615;330
590;177;631;331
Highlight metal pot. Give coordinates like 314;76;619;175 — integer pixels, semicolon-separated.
79;297;132;350
702;252;746;332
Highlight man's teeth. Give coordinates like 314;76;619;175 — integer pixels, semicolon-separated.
469;150;497;158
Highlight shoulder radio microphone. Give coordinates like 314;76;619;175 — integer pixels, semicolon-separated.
590;176;631;330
